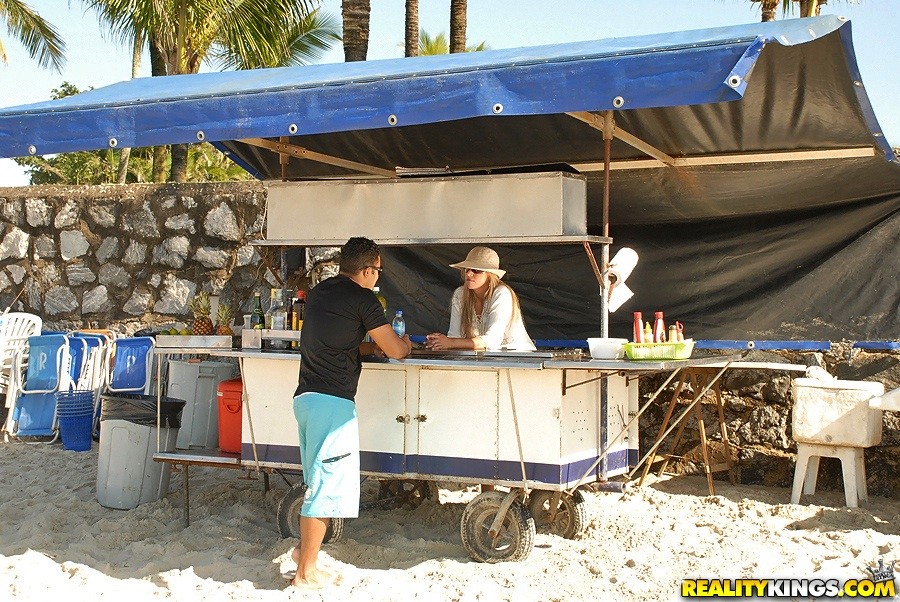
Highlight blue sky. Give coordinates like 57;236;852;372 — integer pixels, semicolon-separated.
0;0;897;185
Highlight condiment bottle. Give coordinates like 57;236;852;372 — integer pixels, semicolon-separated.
633;311;643;343
653;311;666;343
669;325;678;344
643;322;653;342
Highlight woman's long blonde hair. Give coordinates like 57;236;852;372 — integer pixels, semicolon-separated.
459;272;524;338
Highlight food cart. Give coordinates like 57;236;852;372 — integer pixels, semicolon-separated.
0;16;895;561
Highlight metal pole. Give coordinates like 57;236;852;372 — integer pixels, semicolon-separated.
600;112;613;338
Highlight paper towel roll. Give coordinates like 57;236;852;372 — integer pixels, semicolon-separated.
607;247;638;284
608;282;633;312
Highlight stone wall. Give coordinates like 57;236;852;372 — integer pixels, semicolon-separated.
0;182;272;330
0;181;897;499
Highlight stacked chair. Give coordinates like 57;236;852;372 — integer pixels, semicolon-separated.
2;334;72;441
0;313;43;424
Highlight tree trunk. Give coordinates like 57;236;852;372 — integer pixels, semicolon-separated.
150;37;169;182
170;144;188;182
450;0;467;53
759;0;779;22
798;0;815;17
341;0;370;62
815;0;827;16
404;0;419;57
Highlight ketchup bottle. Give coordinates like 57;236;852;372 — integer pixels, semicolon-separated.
653;311;666;343
633;311;644;343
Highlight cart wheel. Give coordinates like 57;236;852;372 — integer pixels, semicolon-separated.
460;491;535;563
377;479;438;509
528;490;588;539
276;482;344;543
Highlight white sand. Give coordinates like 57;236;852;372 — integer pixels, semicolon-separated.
0;441;897;601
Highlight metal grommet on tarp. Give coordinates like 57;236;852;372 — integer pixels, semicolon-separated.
727;75;742;89
388;114;398;125
27;145;36;155
612;96;625;108
492;103;503;114
196;131;205;141
108;138;118;148
288;123;298;134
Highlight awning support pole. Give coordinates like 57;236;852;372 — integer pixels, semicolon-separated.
600;111;614;338
240;137;398;178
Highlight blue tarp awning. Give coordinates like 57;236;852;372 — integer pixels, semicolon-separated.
1;15;898;340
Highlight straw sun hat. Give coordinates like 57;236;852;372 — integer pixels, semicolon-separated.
449;246;506;278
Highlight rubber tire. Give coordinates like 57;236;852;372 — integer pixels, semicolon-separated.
460;491;535;563
528;490;589;539
377;479;439;508
276;482;344;543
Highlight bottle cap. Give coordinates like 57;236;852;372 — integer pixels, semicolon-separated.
296;290;306;299
655;311;664;318
396;310;403;315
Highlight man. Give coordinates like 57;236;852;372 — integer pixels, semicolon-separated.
290;237;412;589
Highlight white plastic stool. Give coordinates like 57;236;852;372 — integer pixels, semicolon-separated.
791;443;867;508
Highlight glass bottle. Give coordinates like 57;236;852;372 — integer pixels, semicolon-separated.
373;286;388;318
291;291;306;349
268;289;287;349
249;292;265;329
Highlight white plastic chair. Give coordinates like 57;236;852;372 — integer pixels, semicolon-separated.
0;313;43;411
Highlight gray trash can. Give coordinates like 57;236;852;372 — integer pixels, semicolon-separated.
96;394;185;510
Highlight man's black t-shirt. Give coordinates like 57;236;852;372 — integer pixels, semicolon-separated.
295;274;389;401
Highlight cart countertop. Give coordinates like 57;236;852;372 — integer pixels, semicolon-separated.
174;348;749;371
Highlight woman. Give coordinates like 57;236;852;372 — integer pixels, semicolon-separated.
425;247;535;352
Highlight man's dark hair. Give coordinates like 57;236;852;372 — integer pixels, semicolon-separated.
339;237;381;274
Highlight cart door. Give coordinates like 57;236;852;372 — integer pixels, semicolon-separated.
356;365;407;475
414;368;499;480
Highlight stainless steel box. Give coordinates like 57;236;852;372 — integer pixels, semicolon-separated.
264;172;586;243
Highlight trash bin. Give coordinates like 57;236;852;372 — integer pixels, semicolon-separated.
96;393;185;510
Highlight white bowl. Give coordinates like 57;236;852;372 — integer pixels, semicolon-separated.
587;337;628;359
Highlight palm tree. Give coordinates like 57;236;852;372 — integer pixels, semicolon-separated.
404;0;418;57
418;29;486;56
449;0;466;53
0;0;65;71
419;30;448;56
341;0;369;62
755;0;834;21
83;0;339;181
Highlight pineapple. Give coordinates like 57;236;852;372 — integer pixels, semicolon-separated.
188;292;214;336
215;303;234;336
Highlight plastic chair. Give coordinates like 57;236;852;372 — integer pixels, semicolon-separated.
0;313;43;407
72;333;114;437
3;335;70;441
107;337;155;394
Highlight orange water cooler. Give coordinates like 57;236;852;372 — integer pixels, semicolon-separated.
217;377;243;454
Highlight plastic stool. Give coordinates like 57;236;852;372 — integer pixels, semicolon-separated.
791;443;867;508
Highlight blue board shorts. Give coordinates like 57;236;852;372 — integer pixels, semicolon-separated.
293;392;360;518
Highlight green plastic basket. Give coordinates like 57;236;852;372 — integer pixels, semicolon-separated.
624;339;694;361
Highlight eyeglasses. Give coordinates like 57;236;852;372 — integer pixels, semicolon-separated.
465;268;484;274
366;266;383;273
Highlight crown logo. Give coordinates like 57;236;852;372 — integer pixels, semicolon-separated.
866;559;895;583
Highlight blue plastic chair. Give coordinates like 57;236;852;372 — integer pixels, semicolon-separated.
8;335;70;439
71;333;112;438
108;337;155;393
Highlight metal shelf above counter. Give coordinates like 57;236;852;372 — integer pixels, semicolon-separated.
251;235;613;247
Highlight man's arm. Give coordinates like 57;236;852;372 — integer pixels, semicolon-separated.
368;324;412;359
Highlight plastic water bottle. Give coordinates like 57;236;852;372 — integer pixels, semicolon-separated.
391;310;406;337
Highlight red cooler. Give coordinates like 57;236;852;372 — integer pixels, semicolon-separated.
217;377;243;454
